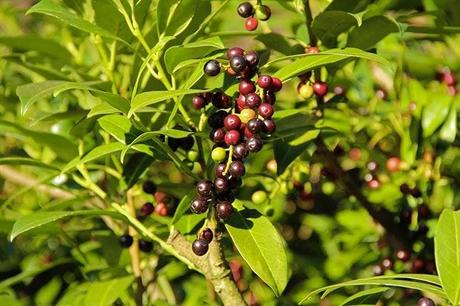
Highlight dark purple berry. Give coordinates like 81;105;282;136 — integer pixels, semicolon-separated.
400;183;411;194
263;90;276;104
192;95;206;109
411;187;422;198
417;297;435;306
119;234;133;248
258;103;274;118
245;93;261;108
257;75;273;89
192;239;209;256
196;180;213;197
224;114;242;130
228;176;243;189
230;55;246;73
233;143;248;160
210;128;226;144
204;60;221;76
396;249;411;262
200;228;214;243
381;257;394;270
241;65;257;79
229;160;245;177
140;202;154;217
212;92;232;109
214;177;229;193
224;130;241;146
237;2;254;18
247;118;264;134
373;265;384;276
215;163;227;178
271;77;283;92
263;119;276;134
139;240;153;253
208;111;227;128
239;80;256;95
216;201;234;220
418;204;430;219
191;197;209;214
247;136;263;152
227;47;245;59
217;191;235;203
142;180;157;194
244;51;259;66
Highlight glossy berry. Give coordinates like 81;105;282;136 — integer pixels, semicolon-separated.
376;88;387;100
215;163;227;178
349;148;362;161
298;83;314;99
381;258;394;270
208;111;227;128
155;202;168;216
245;93;261;108
244;51;259;66
204;60;221;76
237;2;254;18
373;265;384;276
245;17;258;31
263;91;276;104
367;179;380;189
396;249;411;262
229;55;246;73
229;160;245;177
263;119;276;134
386;157;401;172
307;46;320;53
224;114;242;130
241;65;257;79
119;234;133;248
192;95;206;109
191;197;209;214
255;4;271;21
200;228;214;243
334;85;346;96
313;81;328;97
243;126;255;138
212;92;231;109
216;201;234;220
417;297;435;306
233;143;248;160
211;147;227;162
192;239;209;256
367;161;378;172
210;128;226;144
239;80;256;95
227;47;245;59
247;137;263;152
257;75;273;89
247;118;264;134
214;177;230;193
258;103;274;118
217;191;235;203
270;77;283;92
139;240;153;253
197;180;214;197
224;130;241;146
140;202;154;217
142;180;157;194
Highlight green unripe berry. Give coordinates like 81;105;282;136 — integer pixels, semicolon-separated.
252;190;268;204
298;83;314;99
255;5;271;21
187;150;199;162
211;147;227;162
322;181;336;195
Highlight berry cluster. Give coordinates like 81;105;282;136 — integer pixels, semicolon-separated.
237;1;271;31
190;48;282;256
118;180;172;252
436;69;457;96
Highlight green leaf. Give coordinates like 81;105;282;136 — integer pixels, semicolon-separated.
312;11;359;48
435;209;460;305
340;287;390;306
122;153;155;189
129;89;207;116
97;115;139;144
0;35;72;61
347;16;399;50
171;194;192;225
27;0;122;42
164;37;224;73
156;0;198;37
0;157;60;171
274;139;311;176
10;210;125;241
439;98;458;143
422;93;451;138
255;33;303;55
84;276;133;306
225;201;288;296
272;48;390;82
16;80;107;115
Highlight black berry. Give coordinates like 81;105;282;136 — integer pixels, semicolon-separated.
216;201;234;220
263;119;276;134
200;228;214;243
247;136;263;152
140;202;154;217
247;118;264;134
237;2;254;18
212;92;232;109
233;143;248;159
192;239;209;256
191;197;209;214
196;180;214;197
229;160;245;177
208;111;227;128
192;95;206;109
214;177;230;193
227;47;245;59
210;128;226;144
179;136;194;150
417;298;435;306
215;163;227;178
142;180;157;194
139;240;153;253
119;234;133;248
244;51;259;66
230;55;246;73
204;60;221;76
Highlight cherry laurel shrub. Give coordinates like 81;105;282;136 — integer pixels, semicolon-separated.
0;0;459;305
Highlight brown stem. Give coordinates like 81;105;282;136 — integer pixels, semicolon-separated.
168;229;247;306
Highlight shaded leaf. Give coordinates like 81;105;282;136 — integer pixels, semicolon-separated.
84;276;133;306
347;16;399;50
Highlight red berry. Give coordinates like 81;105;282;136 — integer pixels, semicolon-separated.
396;249;411;262
245;93;261;108
239;80;256;95
313;81;328;97
270;77;283;92
224;114;242;130
258;103;274;118
263;90;276;104
227;47;245;59
236;94;247;111
417;297;435;306
386;157;401;172
154;191;169;203
349;148;362;161
155;202;168;216
307;46;320;53
224;130;241;145
192;95;206;109
245;17;258;31
367;179;380;189
257;75;273;89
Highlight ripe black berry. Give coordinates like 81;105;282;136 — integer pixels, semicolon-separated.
192;239;209;256
224;114;242;130
212;92;232;109
224;130;241;146
179;136;194;150
418;204;430;219
217;191;235;203
140;202;154;217
411;187;422;198
400;183;411;194
245;93;261;108
417;297;435;306
200;228;214;243
210;128;226;144
142;180;157;194
263;119;276;134
230;55;247;73
208;110;227;128
263;90;276;104
192;95;206;109
227;47;245;59
214;177;230;193
196;180;214;197
237;2;254;18
247;118;264;134
257;75;273;89
233;143;248;160
258;103;274;118
139;240;153;253
215;163;227;178
244;51;259;66
247;136;263;152
204;60;221;76
229;160;245;177
216;201;234;220
241;65;257;79
119;234;133;248
373;264;384;276
191;197;209;214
